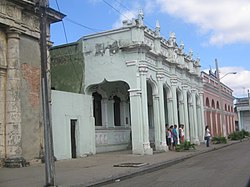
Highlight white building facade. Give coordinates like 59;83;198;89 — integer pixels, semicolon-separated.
235;92;250;132
51;12;205;159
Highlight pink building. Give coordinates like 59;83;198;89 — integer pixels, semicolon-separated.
201;71;235;137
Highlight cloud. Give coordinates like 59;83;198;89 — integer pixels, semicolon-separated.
112;10;137;28
220;67;250;98
155;0;250;45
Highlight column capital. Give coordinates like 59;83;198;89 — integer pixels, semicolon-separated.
138;64;148;75
170;77;178;86
156;69;164;81
128;88;141;97
191;88;197;93
199;91;204;95
7;28;21;39
182;84;188;90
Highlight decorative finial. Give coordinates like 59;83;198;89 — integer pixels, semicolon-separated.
138;9;144;26
189;49;193;60
168;32;176;47
180;41;184;50
155;20;160;37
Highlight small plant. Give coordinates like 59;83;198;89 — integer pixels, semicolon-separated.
212;136;227;144
176;141;196;152
228;130;250;140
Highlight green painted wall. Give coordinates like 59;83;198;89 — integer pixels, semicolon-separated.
50;42;84;93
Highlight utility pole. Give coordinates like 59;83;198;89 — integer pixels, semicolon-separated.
215;59;226;137
39;0;56;186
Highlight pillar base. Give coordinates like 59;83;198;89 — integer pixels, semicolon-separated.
4;156;28;168
143;142;153;155
193;138;200;145
156;141;168;152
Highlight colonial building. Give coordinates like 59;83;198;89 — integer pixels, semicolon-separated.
235;91;250;132
50;11;205;160
0;0;64;165
201;70;236;137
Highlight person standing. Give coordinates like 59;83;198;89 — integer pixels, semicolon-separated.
167;126;173;150
172;125;178;150
205;125;211;147
179;124;185;143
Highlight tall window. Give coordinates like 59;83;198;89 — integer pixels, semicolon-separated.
93;92;102;126
113;96;121;126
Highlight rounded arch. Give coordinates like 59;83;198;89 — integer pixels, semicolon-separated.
228;105;230;112
195;94;201;106
211;99;215;108
187;91;192;104
216;101;220;109
224;104;227;111
176;87;184;102
87;84;108;98
163;83;172;99
206;97;210;107
85;79;130;96
147;76;158;96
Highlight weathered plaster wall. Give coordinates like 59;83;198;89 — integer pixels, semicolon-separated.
0;29;7;158
51;90;95;160
19;35;41;160
50;42;84;93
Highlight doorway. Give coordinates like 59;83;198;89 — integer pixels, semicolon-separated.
71;119;77;158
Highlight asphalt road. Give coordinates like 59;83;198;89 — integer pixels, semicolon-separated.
103;140;250;187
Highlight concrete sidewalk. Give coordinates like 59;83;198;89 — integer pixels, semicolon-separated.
0;140;247;187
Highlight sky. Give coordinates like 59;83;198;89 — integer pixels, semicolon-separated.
49;0;250;98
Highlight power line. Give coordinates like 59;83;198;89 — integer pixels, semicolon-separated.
64;18;117;42
53;0;83;93
54;0;68;43
112;0;154;29
102;0;131;20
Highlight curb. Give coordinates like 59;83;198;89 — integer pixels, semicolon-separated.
74;140;245;187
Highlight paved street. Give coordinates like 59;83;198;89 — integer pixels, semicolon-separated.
103;140;250;187
0;140;248;187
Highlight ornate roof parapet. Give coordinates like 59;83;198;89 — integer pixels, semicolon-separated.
118;11;202;76
167;32;177;48
193;56;201;75
122;9;144;28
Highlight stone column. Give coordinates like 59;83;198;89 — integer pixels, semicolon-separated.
182;85;190;141
170;77;178;126
188;103;194;143
121;101;126;127
199;91;205;141
101;98;109;128
156;72;167;151
108;99;115;127
167;98;174;125
171;77;179;143
129;89;144;154
237;111;242;131
215;110;219;135
5;30;23;162
0;66;7;158
153;95;161;150
139;65;152;155
191;89;199;144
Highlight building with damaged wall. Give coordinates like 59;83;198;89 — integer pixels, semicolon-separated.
0;0;64;165
50;11;205;160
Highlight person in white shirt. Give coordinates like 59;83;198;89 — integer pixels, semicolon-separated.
205;125;211;147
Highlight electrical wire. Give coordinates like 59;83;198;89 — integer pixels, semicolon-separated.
53;0;83;93
112;0;154;29
54;0;68;43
